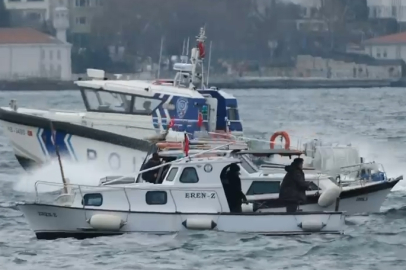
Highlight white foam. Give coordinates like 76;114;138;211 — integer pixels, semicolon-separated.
13;156;146;193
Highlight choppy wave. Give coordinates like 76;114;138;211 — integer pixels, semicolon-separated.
0;88;406;269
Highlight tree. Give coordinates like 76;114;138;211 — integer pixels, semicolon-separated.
0;0;10;27
346;0;369;21
91;0;253;63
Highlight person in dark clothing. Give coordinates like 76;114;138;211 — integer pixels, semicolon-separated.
279;158;310;213
141;153;161;183
224;163;247;213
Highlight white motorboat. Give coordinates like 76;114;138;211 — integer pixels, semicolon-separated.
132;135;402;215
0;27;243;173
17;145;345;240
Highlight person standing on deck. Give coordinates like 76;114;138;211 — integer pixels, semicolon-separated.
279;158;310;213
141;153;161;183
225;163;248;213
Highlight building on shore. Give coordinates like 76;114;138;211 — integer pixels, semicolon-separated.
0;27;72;81
4;0;52;28
363;31;406;61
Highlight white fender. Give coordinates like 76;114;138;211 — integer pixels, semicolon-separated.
88;214;125;231
318;185;342;207
182;218;217;230
242;203;254;212
299;218;325;232
165;129;185;142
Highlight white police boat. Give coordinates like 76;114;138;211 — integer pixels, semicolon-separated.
17;145;345;240
0;28;243;173
135;134;402;215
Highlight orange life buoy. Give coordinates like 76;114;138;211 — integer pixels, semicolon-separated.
270;131;290;149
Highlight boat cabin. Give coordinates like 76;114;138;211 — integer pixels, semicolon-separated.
118;147;324;200
74;156;254;213
74;67;243;138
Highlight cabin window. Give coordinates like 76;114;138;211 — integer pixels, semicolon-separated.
246;181;280;195
240;156;258;174
132;96;161;115
146;191;167;205
82;88;132;113
179;167;199;183
165;167;178;181
82;193;103;206
227;107;238;121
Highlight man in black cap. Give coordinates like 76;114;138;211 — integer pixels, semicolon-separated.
279;157;310;212
224;163;247;213
141;153;161;183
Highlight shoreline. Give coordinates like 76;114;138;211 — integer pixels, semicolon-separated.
0;78;401;91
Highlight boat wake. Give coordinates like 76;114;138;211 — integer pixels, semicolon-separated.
12;159;142;193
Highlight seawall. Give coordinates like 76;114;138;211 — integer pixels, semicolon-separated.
0;77;401;91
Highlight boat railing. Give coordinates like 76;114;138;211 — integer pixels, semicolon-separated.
332;162;388;184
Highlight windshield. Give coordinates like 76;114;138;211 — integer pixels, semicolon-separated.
83;88;132;113
240;155;258;174
133;96;162;114
82;88;162;115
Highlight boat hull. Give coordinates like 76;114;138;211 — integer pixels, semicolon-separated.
18;203;345;240
255;179;400;214
0;118;150;174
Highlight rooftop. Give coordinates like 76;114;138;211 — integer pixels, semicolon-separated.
364;32;406;45
0;28;65;45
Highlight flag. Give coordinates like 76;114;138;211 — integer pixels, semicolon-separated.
168;117;175;129
197;112;203;128
198;41;205;59
183;132;190;156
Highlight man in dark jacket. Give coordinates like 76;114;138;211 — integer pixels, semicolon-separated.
141;153;161;183
279;158;310;212
224;163;248;213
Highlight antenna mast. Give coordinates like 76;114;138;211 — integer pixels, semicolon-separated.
189;27;207;90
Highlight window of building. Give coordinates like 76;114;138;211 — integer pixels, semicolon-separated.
133;96;161;115
146;191;167;205
383;50;387;58
49;50;53;60
246;181;280;195
82;88;132;113
179;167;199;183
57;65;62;78
75;17;87;25
49;64;54;77
392;6;397;17
376;48;381;58
75;0;89;6
165;167;178;181
373;7;377;18
41;49;45;60
26;12;42;21
57;50;61;60
82;193;103;206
